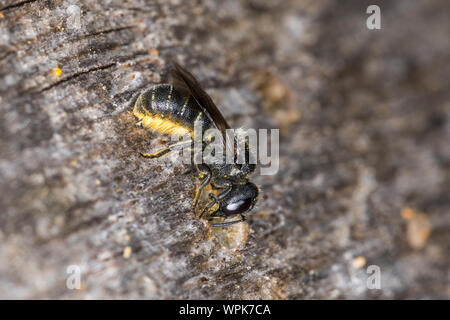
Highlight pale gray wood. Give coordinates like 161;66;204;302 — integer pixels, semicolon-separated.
0;0;449;299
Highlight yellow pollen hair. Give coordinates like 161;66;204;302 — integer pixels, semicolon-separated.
133;106;192;137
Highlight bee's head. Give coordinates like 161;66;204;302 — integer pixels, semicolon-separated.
219;182;258;217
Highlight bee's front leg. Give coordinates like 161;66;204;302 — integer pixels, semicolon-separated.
210;215;246;227
199;193;219;219
211;179;232;200
193;164;211;213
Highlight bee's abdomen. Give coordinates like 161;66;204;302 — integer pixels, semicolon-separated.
134;84;212;136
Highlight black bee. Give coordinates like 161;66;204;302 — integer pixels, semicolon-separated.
133;63;258;227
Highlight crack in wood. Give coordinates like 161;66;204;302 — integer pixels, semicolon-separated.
72;25;138;42
0;0;37;11
0;50;14;62
38;62;117;93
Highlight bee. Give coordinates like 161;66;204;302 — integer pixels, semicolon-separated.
133;63;258;227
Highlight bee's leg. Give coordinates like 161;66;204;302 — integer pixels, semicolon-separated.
217;186;232;200
211;180;232;200
140;140;192;159
199;182;233;219
192;164;211;212
199;193;218;219
210;215;246;227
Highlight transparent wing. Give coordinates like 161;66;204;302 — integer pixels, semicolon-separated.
171;63;234;156
171;63;230;134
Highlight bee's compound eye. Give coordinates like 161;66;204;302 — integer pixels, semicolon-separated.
223;198;253;216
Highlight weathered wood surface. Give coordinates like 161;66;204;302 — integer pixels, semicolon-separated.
0;0;449;299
